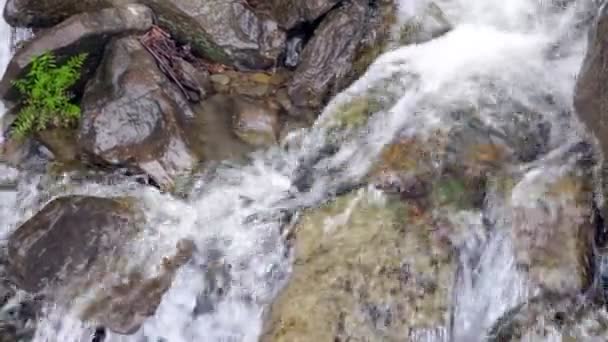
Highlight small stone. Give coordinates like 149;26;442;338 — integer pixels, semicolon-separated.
249;73;273;84
210;74;231;86
234;83;270;97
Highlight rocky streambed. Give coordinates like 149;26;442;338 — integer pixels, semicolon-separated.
0;0;607;341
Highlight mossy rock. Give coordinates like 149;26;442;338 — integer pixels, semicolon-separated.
262;189;454;341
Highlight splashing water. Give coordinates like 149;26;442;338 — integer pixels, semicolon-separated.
0;0;601;341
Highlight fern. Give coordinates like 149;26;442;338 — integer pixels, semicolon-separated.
11;51;88;139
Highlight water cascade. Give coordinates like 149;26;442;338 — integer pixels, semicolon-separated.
0;0;604;341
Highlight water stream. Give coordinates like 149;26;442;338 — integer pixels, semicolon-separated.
0;0;601;341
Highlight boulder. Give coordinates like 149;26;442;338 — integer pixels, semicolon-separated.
4;0;286;69
0;4;154;102
7;196;143;293
488;294;608;341
510;161;595;294
6;195;194;334
78;36;199;190
261;189;454;341
287;0;369;109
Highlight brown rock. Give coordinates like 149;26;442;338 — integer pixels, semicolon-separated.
78;36;198;190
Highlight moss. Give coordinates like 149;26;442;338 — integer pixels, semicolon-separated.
322;96;381;131
432;178;471;209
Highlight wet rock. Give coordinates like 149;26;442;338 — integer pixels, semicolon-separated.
78;36;199;190
232;97;281;146
0;4;154;102
264;0;340;30
180;94;255;162
148;0;286;69
369;138;442;200
488;294;608;341
77;239;194;334
3;0;110;27
0;293;40;342
283;36;304;68
511;164;595;294
574;3;608;159
5;0;286;70
398;2;452;46
287;0;369;109
7;196;143;293
261;189;453;341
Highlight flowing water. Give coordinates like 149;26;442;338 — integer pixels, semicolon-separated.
0;0;602;341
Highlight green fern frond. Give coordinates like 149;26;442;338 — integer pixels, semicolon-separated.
10;51;88;139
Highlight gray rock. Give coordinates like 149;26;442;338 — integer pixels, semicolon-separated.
287;0;369;109
4;0;286;70
0;4;154;102
488;294;608;341
78;36;199;190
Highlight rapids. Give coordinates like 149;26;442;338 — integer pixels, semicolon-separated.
0;0;602;341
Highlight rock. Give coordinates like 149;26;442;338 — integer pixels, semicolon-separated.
283;36;304;68
397;2;452;46
77;239;194;334
574;2;608;220
180;94;255;162
574;2;608;158
287;0;369;109
210;74;231;86
0;4;154;102
3;0;110;27
0;293;40;342
78;36;199;190
488;294;608;341
4;0;286;70
7;196;143;293
261;189;454;341
510;163;595;294
264;0;341;29
232;97;280;146
148;0;286;70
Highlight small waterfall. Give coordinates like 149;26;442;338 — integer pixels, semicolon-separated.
0;0;601;341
